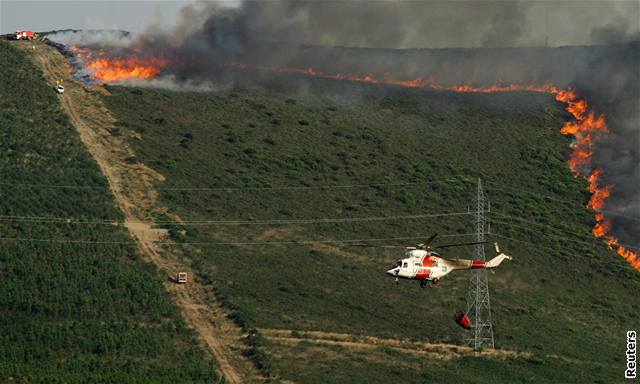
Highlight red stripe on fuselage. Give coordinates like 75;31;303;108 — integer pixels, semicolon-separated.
414;268;431;279
471;260;486;269
414;255;436;279
422;257;436;267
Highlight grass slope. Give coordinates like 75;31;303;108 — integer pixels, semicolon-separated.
0;41;218;383
102;79;639;383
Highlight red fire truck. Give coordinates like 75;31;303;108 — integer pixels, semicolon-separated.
14;30;37;40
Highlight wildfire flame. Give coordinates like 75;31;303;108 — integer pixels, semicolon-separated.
67;49;639;270
549;87;638;269
69;45;168;82
277;67;555;94
555;92;608;172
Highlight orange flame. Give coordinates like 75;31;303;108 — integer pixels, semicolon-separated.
84;57;167;82
592;212;611;238
586;169;611;210
552;89;609;174
547;89;637;269
617;246;640;269
279;67;323;76
544;86;637;268
69;45;168;82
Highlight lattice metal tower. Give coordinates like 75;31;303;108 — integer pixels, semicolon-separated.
464;178;495;351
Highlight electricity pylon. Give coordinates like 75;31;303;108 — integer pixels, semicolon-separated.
464;178;495;351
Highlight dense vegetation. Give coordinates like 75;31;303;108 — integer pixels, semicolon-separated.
0;41;218;383
103;76;639;383
101;77;640;383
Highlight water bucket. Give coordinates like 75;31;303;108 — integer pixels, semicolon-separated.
455;312;472;329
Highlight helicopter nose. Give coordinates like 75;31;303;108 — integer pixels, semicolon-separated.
385;268;397;276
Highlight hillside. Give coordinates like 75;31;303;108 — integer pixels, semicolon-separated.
0;41;218;382
4;35;638;383
100;79;639;383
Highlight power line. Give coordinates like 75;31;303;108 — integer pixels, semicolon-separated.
0;178;470;191
492;212;595;240
484;184;568;203
491;233;629;272
491;218;604;249
484;178;640;225
10;168;634;224
493;219;598;247
494;212;640;251
599;209;640;222
493;208;640;251
0;211;473;226
492;233;553;252
492;219;640;252
158;179;470;191
0;182;109;190
0;232;476;246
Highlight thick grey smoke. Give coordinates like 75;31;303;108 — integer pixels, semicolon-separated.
578;41;640;250
52;1;640;249
45;29;132;48
150;0;638;49
122;0;639;86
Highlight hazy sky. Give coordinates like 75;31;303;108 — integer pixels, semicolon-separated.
1;1;638;47
0;1;192;34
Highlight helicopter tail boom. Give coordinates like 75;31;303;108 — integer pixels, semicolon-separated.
442;242;512;270
485;252;512;268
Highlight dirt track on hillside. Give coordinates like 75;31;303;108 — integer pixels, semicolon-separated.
261;328;530;361
15;40;261;384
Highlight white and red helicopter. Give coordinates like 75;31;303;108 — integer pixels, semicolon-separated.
385;234;512;288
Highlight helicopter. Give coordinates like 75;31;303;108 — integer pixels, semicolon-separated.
385;234;512;288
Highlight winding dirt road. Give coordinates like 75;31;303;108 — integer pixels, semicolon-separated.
15;40;261;384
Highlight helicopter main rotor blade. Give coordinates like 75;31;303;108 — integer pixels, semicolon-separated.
435;241;488;249
424;233;438;247
351;245;401;248
350;242;406;248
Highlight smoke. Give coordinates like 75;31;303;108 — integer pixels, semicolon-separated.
581;41;640;249
49;1;640;249
119;75;229;92
47;29;132;48
149;0;637;49
591;16;640;45
114;0;639;86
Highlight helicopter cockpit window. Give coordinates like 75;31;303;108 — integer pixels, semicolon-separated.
403;262;408;268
